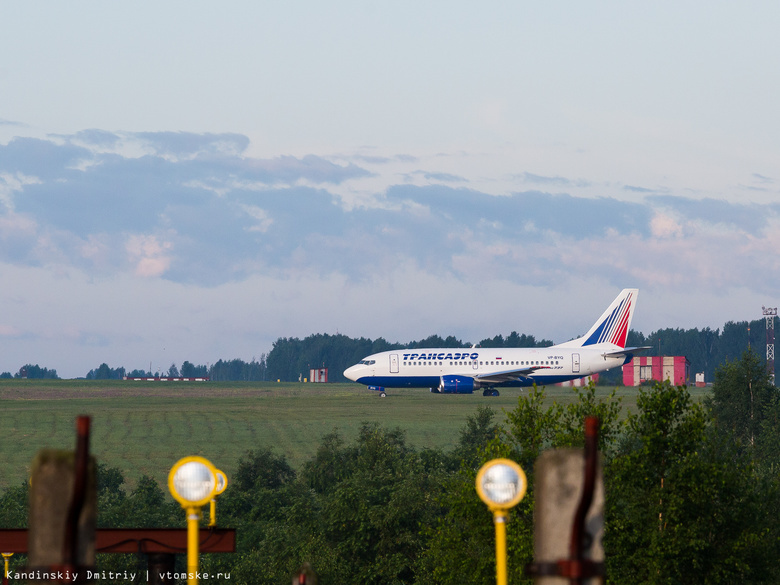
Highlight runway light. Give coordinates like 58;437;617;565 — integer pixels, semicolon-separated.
168;456;218;585
209;469;229;527
215;469;228;495
169;457;217;508
476;459;526;510
476;459;527;585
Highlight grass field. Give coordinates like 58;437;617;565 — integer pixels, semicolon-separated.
0;379;711;492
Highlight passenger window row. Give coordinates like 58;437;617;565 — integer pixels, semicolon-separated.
403;360;561;367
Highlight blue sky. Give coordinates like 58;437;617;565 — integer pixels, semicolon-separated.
1;2;779;377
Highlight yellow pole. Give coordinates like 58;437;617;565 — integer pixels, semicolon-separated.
186;507;200;585
208;499;216;527
2;553;12;585
493;510;508;585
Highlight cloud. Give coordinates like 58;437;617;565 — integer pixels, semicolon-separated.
125;234;173;278
520;172;590;188
752;173;774;184
241;154;371;185
623;185;657;193
383;185;650;240
410;171;467;183
0;325;22;339
134;131;251;159
65;129;123;149
239;204;274;233
648;195;773;233
0;172;41;209
0;137;93;180
1;130;779;301
649;212;684;239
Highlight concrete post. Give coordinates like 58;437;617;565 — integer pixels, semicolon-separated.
533;448;604;585
28;449;96;583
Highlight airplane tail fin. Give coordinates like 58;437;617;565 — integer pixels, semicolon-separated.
557;288;639;349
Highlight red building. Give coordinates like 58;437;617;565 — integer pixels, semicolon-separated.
622;356;690;387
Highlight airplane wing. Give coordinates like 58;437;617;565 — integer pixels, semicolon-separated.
601;345;653;358
473;365;552;384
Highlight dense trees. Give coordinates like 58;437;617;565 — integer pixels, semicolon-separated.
86;363;126;380
209;357;267;381
607;370;777;584
203;425;453;584
180;360;208;377
7;364;60;379
477;332;553;348
623;317;776;382
85;356;266;381
265;334;402;382
707;350;775;448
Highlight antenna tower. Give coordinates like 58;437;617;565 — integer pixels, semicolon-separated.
763;306;777;384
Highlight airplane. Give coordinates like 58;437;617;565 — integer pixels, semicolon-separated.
343;288;649;397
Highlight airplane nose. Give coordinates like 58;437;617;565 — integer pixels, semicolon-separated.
343;365;359;382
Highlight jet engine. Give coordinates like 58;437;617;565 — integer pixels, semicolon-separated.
439;375;479;394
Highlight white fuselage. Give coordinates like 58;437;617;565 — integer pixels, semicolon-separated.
343;344;627;391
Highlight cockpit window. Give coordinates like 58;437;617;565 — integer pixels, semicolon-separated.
359;360;376;365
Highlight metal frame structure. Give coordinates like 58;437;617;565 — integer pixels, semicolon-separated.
763;307;777;384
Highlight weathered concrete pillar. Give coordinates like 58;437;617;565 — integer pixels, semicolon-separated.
27;447;96;584
533;448;604;585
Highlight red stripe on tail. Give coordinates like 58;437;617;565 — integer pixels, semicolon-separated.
610;297;632;347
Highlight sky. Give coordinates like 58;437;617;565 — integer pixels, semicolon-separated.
1;2;779;378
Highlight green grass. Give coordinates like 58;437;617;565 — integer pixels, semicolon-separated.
0;379;711;492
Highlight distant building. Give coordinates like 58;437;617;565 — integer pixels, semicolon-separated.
623;356;690;386
310;368;328;383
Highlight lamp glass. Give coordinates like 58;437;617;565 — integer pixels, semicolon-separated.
215;470;228;495
480;463;521;505
476;459;527;510
172;461;216;504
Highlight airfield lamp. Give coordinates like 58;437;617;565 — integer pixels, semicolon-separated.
2;553;12;585
208;469;228;527
476;459;528;585
168;456;218;585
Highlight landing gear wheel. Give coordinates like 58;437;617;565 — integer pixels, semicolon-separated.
379;392;387;398
482;388;492;397
491;389;500;397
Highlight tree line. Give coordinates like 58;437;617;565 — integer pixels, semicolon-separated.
262;318;776;384
0;364;59;379
83;357;268;382
625;316;777;383
1;350;778;584
1;315;774;383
